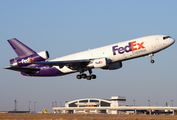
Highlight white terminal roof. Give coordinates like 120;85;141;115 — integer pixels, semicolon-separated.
111;96;126;99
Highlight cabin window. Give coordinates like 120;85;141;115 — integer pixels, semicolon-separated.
79;100;88;103
69;102;77;107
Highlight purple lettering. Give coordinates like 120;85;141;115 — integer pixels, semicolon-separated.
112;42;132;55
112;41;145;55
112;45;118;55
118;47;124;54
125;42;132;52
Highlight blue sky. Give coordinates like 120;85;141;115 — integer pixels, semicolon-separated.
0;0;177;112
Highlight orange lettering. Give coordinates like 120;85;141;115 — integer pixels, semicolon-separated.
131;41;137;51
99;61;103;63
137;42;145;49
28;57;35;62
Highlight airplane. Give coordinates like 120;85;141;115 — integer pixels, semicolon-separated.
4;35;175;80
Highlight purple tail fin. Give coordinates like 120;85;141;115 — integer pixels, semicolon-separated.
7;38;49;66
8;38;36;57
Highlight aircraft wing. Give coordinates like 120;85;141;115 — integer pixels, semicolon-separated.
4;59;91;72
31;59;91;67
4;66;41;72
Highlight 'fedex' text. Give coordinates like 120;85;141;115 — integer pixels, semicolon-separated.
112;41;145;55
21;57;35;63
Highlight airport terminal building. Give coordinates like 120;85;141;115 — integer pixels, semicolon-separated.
53;96;126;114
53;96;177;115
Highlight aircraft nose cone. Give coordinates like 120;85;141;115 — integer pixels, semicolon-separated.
166;38;175;47
171;38;175;45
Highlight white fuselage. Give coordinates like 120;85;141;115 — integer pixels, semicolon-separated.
50;35;175;74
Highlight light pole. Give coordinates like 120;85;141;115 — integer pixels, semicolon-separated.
171;100;173;107
14;99;17;111
148;100;150;106
133;100;135;106
55;101;57;107
29;101;31;112
34;101;36;113
52;102;54;108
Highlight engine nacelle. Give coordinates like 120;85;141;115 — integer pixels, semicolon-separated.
87;58;107;68
37;51;49;60
102;61;122;70
10;51;49;67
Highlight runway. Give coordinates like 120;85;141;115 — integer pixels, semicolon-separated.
0;113;177;120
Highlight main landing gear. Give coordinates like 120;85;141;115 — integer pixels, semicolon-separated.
76;69;96;80
149;53;155;63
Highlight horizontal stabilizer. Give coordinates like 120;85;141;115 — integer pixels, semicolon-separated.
4;66;40;73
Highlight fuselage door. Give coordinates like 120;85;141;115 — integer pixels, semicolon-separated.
154;37;162;50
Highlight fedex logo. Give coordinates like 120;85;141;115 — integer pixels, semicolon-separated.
95;61;103;64
21;57;35;63
112;41;145;55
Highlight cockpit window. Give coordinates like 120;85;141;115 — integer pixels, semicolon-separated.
163;36;171;40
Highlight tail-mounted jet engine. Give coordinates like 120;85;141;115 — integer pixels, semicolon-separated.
10;51;49;67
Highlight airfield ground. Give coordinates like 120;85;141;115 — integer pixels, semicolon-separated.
0;114;177;120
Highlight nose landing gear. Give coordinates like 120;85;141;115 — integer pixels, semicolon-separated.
149;53;155;63
151;59;155;63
